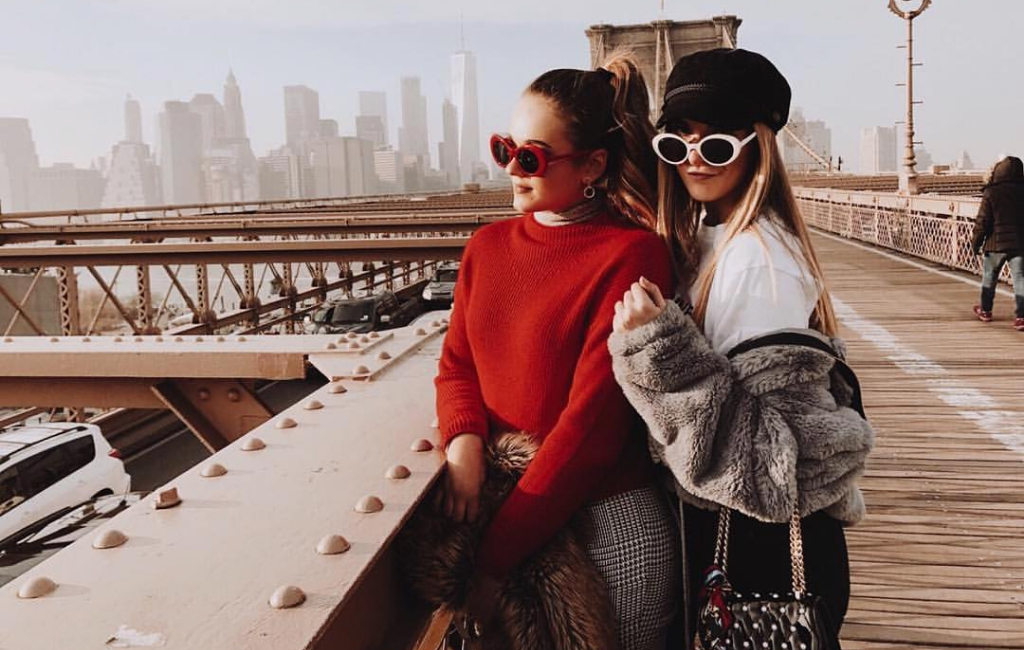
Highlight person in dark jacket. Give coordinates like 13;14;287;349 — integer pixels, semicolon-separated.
971;155;1024;330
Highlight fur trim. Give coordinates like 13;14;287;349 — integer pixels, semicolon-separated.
611;301;874;524
398;432;619;650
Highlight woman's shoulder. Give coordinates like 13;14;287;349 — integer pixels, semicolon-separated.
719;217;806;277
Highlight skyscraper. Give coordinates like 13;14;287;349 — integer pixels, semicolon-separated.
223;69;247;140
310;136;377;198
159;101;204;204
859;126;897;174
284;85;321;154
189;94;227;154
0;118;40;212
359;91;388;145
439;99;459;187
356;115;386;149
398;77;429;164
103;95;161;208
125;94;143;144
451;50;481;184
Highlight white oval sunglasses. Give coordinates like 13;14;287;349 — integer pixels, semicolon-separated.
651;131;757;167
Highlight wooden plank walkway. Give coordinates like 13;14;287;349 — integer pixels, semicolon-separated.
813;232;1024;649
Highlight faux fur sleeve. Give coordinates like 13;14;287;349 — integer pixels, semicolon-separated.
609;301;873;524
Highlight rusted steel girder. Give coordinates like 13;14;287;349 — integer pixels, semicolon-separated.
56;266;81;336
0;276;46;335
0;237;469;267
0;214;506;244
2;268;46;336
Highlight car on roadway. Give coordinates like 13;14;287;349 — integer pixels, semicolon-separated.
421;263;460;309
0;492;144;587
0;423;131;542
308;290;423;334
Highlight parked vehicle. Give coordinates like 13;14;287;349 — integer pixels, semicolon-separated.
0;423;131;542
309;290;422;334
421;263;460;308
0;492;144;587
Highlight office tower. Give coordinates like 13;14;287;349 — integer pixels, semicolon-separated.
223;69;248;139
781;109;832;173
374;148;405;194
29;163;104;211
0;118;40;212
439;99;459;187
159;101;204;204
356;115;386;148
125;94;143;144
189;93;226;153
451;50;481;183
284;85;321;154
359;91;388;145
398;76;429;164
859;126;898;174
259;147;304;200
310;136;377;198
103;96;161;208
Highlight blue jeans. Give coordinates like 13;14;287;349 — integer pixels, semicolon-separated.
981;252;1024;317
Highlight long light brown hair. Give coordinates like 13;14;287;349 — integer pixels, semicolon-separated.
656;122;838;336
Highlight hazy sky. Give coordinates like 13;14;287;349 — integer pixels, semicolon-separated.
2;0;1021;171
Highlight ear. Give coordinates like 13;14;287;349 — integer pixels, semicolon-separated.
581;149;608;182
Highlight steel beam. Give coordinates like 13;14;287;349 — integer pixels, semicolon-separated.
150;379;272;452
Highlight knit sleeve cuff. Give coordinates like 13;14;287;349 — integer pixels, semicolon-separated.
440;413;489;450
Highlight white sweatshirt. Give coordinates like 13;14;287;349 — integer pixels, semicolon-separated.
689;215;821;355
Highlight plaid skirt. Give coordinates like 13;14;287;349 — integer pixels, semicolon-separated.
583;486;680;650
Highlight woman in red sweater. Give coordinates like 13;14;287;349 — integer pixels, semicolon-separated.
434;52;678;649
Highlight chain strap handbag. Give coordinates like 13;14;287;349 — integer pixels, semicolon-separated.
694;508;841;650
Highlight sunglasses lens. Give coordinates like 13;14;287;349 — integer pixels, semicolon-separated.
700;138;736;166
655;137;688;164
490;138;512;166
517;148;541;175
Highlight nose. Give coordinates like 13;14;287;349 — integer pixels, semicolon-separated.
505;155;526;178
686;145;703;167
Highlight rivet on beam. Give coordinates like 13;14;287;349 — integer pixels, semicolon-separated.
216;336;226;342
275;417;297;430
152;487;182;510
316;535;350;555
368;332;380;339
155;336;164;342
359;335;370;343
197;388;211;401
195;336;204;343
82;337;91;343
200;463;227;478
226;388;240;402
411;439;434;452
174;336;184;342
49;337;59;343
430;321;441;328
17;577;57;599
269;585;306;609
346;332;359;340
113;336;123;342
386;465;411;480
92;529;128;550
303;399;324;411
353;365;371;376
348;342;361;350
355;495;384;513
415;328;427;336
237;336;247;342
328;382;347;394
2;337;12;343
325;342;337;350
134;336;143;342
377;351;392;360
241;437;266;451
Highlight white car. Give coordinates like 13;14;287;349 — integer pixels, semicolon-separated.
0;423;131;543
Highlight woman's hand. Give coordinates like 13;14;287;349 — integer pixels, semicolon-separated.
613;276;667;333
434;433;486;523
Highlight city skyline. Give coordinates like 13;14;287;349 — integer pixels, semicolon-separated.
2;2;1023;188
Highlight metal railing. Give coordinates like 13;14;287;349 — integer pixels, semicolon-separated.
794;187;1015;285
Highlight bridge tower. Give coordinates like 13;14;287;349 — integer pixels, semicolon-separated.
585;15;742;112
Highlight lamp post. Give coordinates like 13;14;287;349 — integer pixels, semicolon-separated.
889;0;932;195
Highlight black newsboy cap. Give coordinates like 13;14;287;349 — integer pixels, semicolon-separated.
657;48;791;133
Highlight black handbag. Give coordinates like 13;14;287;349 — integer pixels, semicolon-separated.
694;508;841;650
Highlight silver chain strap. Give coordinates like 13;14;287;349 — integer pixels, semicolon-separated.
713;507;808;595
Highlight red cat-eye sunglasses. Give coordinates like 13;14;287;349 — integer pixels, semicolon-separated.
489;134;593;178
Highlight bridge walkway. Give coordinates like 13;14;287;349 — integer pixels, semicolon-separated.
815;232;1024;649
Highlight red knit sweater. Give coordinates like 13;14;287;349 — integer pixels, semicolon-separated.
434;210;676;578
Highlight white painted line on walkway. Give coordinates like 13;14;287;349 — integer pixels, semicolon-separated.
813;228;1015;299
833;297;1024;458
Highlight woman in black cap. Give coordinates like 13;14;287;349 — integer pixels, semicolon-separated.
608;48;874;642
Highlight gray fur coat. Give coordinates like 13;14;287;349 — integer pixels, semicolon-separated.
608;301;874;524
